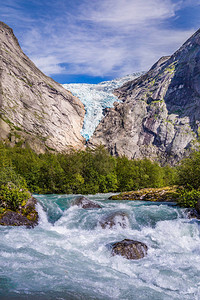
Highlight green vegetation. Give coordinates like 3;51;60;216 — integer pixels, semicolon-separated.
0;184;30;211
0;143;176;195
116;156;175;191
176;151;200;190
110;186;179;202
112;149;200;208
0;116;23;133
176;151;200;208
176;188;200;208
164;62;176;75
0;144;29;211
1;141;200;209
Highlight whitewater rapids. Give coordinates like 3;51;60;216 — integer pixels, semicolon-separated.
0;194;200;300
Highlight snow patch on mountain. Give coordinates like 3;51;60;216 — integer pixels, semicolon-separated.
63;73;144;140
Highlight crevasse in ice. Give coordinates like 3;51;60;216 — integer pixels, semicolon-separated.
63;73;144;140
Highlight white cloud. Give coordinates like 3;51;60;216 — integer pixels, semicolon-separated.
1;0;197;79
126;28;194;72
32;56;67;75
179;0;200;7
79;0;176;26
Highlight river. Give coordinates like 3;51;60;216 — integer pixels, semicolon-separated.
0;194;200;299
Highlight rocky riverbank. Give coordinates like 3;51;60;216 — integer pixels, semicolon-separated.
109;186;200;220
109;186;179;202
0;196;38;228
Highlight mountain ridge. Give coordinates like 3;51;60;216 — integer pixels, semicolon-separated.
89;28;200;165
1;21;200;165
0;21;85;153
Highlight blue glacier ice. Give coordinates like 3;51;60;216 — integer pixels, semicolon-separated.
63;73;144;140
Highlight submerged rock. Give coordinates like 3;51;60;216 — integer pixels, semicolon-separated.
99;211;129;229
72;196;102;209
111;239;148;260
0;197;38;228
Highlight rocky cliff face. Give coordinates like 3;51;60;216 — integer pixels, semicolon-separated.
89;29;200;165
0;22;85;153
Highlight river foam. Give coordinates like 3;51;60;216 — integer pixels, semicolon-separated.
0;194;200;299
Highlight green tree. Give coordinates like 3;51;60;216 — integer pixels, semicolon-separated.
116;156;139;191
176;151;200;190
0;143;26;188
137;159;164;188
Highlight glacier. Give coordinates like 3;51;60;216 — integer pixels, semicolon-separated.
63;73;144;140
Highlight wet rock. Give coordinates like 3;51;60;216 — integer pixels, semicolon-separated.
186;208;200;220
111;239;148;260
72;196;102;209
195;199;200;215
0;197;38;228
186;198;200;219
99;211;129;229
0;211;35;228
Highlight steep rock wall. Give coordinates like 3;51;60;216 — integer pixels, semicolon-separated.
89;29;200;165
0;22;85;153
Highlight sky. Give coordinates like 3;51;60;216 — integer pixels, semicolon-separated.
0;0;200;84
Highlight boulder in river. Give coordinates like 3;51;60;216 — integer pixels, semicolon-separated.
99;211;129;229
111;239;148;260
72;196;102;209
0;197;38;228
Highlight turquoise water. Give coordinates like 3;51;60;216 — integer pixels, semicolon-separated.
0;194;200;299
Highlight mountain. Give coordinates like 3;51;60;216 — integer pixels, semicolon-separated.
0;21;85;153
1;21;200;165
89;29;200;165
63;73;143;140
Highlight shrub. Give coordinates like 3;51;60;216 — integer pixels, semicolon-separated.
177;188;200;208
0;143;27;188
176;151;200;190
0;184;30;211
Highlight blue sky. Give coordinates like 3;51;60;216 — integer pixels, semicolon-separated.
0;0;199;84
